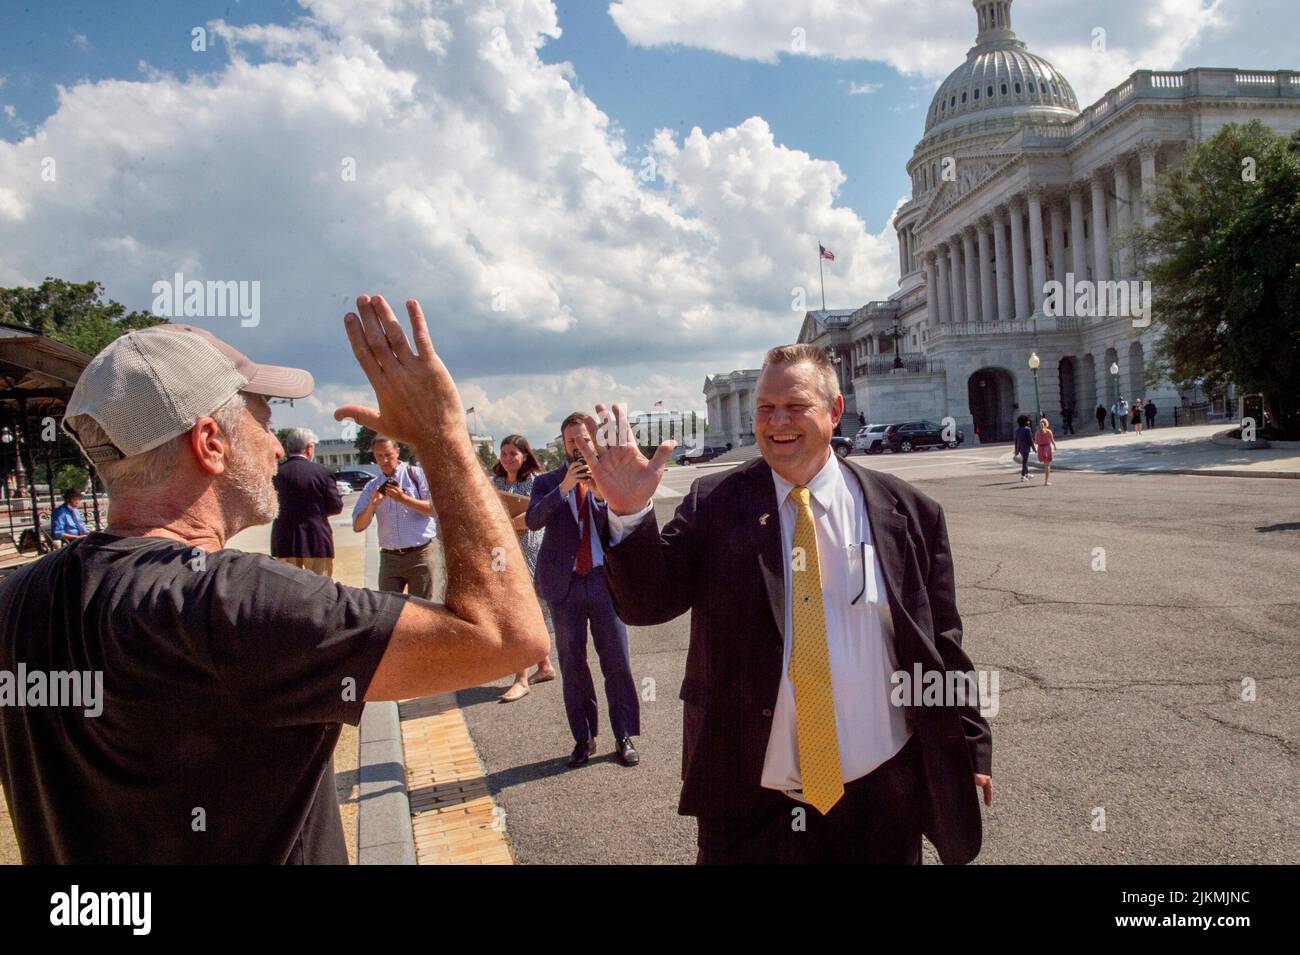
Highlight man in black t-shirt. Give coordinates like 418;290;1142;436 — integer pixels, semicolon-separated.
0;299;549;863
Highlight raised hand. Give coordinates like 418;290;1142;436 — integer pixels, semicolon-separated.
333;294;467;447
571;402;675;516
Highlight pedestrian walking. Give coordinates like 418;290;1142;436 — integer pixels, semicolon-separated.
1145;400;1157;429
1132;398;1144;435
1095;403;1107;431
1035;417;1058;485
491;434;559;702
1062;405;1074;436
1013;414;1034;482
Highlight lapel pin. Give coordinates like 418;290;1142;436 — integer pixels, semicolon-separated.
759;513;769;526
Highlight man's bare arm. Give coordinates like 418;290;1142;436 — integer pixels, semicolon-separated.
330;295;548;700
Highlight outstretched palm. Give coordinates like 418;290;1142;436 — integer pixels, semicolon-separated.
573;402;675;516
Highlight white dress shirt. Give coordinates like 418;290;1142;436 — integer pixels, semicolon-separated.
608;451;912;798
564;484;605;570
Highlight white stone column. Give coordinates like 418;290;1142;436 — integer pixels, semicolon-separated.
924;253;940;324
1090;169;1111;283
962;228;979;328
993;206;1012;321
948;240;965;324
1009;198;1029;320
977;217;995;323
1114;159;1133;277
1069;183;1088;281
1027;189;1047;315
1139;142;1158;228
935;247;951;325
1049;196;1066;286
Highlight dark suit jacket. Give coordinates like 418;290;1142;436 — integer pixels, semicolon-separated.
270;455;344;558
526;465;611;605
603;455;992;865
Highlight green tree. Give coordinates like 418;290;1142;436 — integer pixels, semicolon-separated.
0;278;165;356
1136;121;1300;437
54;464;89;495
476;441;498;473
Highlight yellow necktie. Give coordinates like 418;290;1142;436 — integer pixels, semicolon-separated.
787;485;844;815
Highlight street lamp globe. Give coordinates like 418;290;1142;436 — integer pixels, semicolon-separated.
1028;352;1041;370
1110;362;1119;376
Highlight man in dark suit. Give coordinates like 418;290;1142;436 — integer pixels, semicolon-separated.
527;412;641;769
575;344;993;864
271;427;344;577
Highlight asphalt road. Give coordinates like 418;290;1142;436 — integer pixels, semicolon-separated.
462;462;1300;864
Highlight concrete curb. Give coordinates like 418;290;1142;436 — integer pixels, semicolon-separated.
356;701;417;865
996;451;1299;480
354;519;417;865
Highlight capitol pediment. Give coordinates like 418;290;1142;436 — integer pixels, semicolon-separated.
917;152;1018;229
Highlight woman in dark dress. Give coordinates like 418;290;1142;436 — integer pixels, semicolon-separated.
490;435;558;702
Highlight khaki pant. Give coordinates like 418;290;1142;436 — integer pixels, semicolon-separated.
378;539;446;601
276;556;334;578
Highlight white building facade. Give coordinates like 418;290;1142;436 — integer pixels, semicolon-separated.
780;0;1300;443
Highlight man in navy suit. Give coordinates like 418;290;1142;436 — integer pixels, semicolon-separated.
527;412;641;768
271;428;344;576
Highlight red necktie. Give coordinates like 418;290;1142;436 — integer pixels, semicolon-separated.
575;482;593;576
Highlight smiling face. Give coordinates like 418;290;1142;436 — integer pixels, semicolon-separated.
754;360;842;485
499;440;524;477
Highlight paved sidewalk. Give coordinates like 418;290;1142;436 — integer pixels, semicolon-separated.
999;423;1300;478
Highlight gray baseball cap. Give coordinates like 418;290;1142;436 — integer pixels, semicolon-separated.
63;324;314;465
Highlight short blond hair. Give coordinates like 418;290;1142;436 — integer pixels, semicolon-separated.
761;344;841;410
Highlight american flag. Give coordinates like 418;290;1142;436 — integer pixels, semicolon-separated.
653;400;664;408
819;243;835;262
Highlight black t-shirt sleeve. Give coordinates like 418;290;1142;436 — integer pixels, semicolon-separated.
201;552;405;727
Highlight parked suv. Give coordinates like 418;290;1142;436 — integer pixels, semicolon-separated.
883;420;964;453
853;424;891;455
333;467;381;490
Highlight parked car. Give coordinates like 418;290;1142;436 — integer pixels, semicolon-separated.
674;445;729;465
333;467;380;490
335;480;354;497
831;436;853;458
883;420;964;453
853;424;892;455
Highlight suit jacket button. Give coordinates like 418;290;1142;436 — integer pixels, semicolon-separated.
761;708;773;718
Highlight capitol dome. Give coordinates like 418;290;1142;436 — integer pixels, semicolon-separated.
923;0;1079;141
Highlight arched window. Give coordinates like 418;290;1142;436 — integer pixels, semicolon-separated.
988;85;994;97
1028;81;1035;93
961;91;967;103
1001;83;1008;95
1014;82;1022;94
974;88;980;100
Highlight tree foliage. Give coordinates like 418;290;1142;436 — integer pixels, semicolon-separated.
1136;121;1300;437
0;278;165;356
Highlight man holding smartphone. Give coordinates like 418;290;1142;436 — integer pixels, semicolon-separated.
527;413;640;768
353;435;443;600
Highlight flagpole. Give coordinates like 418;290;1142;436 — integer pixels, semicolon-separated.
818;243;826;311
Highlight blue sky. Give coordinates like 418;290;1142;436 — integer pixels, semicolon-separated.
0;0;1291;447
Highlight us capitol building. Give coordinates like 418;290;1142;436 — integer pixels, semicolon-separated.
704;0;1300;445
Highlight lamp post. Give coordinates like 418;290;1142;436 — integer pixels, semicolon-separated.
1028;352;1042;426
890;321;904;369
1110;362;1121;433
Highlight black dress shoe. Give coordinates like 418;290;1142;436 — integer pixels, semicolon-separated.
568;738;596;768
615;737;640;767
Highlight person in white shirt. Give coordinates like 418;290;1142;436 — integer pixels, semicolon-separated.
578;343;993;865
